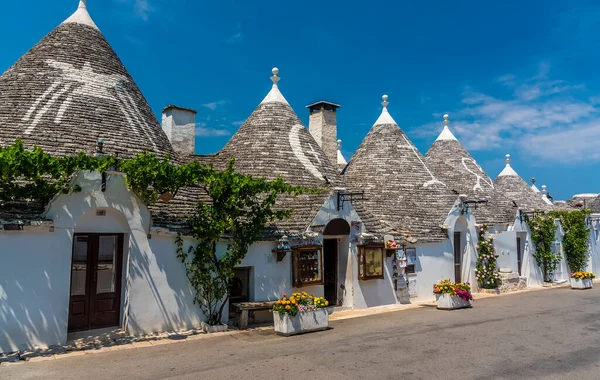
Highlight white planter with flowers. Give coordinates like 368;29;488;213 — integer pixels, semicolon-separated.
272;292;329;336
434;279;473;310
273;308;329;336
570;272;595;289
435;293;473;310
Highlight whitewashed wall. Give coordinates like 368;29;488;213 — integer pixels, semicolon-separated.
493;231;518;273
0;171;206;352
589;216;600;275
0;229;72;353
514;217;544;286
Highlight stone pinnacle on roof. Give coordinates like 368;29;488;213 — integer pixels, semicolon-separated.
435;114;458;141
541;185;553;205
531;177;540;193
497;154;519;177
63;0;99;30
260;67;290;105
374;95;398;126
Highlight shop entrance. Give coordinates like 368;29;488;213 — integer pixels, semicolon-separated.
68;233;124;332
322;218;351;307
323;239;338;306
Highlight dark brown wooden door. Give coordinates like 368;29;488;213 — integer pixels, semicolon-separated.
516;237;522;276
69;234;123;332
323;239;338;306
453;232;462;283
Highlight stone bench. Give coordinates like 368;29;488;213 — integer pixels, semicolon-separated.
232;301;276;329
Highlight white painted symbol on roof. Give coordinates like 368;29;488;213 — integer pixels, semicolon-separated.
23;60;126;134
289;124;324;181
21;60;158;152
461;157;494;191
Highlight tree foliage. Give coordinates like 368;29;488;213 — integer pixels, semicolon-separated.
175;160;310;325
526;213;561;282
549;210;590;273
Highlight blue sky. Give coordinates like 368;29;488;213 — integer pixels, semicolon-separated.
1;0;599;200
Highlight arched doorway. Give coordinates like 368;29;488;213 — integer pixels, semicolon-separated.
323;218;351;306
453;217;468;283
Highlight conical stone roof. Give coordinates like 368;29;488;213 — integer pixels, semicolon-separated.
153;69;343;237
343;96;457;243
493;155;553;212
424;115;515;225
0;1;174;158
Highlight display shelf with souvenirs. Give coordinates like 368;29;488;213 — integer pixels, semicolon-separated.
385;239;398;257
272;236;292;262
291;245;323;287
358;243;385;280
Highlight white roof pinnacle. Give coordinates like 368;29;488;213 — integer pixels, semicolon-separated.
435;113;458;141
541;185;553;205
337;139;347;165
374;94;398;126
62;0;99;30
260;67;290;105
498;153;519;177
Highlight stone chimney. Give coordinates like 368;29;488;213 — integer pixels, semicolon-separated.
162;105;197;156
306;101;340;166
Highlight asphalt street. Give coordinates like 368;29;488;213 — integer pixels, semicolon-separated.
3;286;600;380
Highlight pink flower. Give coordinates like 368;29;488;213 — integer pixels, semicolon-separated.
282;293;287;298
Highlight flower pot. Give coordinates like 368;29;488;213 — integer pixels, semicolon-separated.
435;293;472;310
159;192;174;202
201;321;228;333
570;278;593;290
273;309;329;336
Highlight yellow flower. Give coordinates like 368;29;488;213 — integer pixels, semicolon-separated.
286;305;290;310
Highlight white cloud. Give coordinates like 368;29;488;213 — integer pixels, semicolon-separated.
113;0;154;21
201;100;228;111
134;0;153;21
232;120;245;127
226;24;244;44
194;122;231;137
417;64;600;163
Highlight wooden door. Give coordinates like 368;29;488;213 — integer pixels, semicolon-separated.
453;232;462;283
68;234;123;332
323;239;338;306
516;237;522;276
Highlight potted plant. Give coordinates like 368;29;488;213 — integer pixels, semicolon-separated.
570;272;595;289
433;279;473;310
272;292;329;336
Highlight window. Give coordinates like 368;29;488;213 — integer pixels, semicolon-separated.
405;248;417;274
292;246;323;287
358;244;385;280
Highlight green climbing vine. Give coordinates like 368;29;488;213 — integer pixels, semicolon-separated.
0;140;117;205
475;225;500;289
525;213;561;282
549;210;591;273
0;140;210;205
